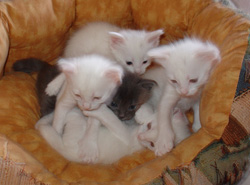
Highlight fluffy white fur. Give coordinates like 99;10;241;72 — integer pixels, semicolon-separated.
36;104;190;164
64;22;164;75
51;55;123;135
138;38;221;156
36;105;142;164
46;22;164;103
48;55;128;162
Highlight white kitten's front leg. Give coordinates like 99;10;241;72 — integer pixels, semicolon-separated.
153;86;179;156
135;103;154;125
78;117;100;164
83;104;130;145
45;73;66;96
192;100;201;132
53;89;75;134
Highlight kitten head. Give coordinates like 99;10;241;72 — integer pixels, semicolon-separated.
137;107;190;150
147;38;221;97
108;72;156;121
109;29;164;75
58;55;123;110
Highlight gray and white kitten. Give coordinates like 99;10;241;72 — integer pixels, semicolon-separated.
108;71;156;123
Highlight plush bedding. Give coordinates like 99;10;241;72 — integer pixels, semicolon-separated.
0;0;249;184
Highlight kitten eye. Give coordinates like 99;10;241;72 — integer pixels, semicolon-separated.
74;93;81;98
171;79;177;83
126;61;133;65
189;78;198;83
110;101;118;108
93;96;101;100
128;105;136;111
143;60;148;64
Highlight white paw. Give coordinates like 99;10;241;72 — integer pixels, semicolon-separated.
45;82;60;96
45;74;65;96
135;107;154;125
53;124;64;135
192;121;201;132
35;113;54;130
138;122;157;140
78;138;99;164
35;121;44;130
154;133;174;156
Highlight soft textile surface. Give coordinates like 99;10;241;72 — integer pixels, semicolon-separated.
0;0;249;184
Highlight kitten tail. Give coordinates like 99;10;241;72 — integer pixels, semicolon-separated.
12;58;47;73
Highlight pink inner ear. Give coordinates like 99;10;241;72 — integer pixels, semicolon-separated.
59;62;77;75
109;32;125;48
147;30;164;47
196;49;221;65
105;69;122;85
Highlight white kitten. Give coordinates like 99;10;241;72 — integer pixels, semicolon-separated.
52;54;123;135
139;38;221;156
64;22;164;75
36;104;190;164
136;107;191;151
46;22;163;99
35;105;145;164
46;55;127;162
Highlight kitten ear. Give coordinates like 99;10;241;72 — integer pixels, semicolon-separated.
104;66;123;85
195;43;221;66
147;29;164;47
138;79;157;91
109;32;125;48
57;58;77;75
147;46;171;68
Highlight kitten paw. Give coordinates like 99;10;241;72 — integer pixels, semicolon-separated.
45;74;65;96
192;121;201;132
154;134;174;156
35;121;45;130
78;138;99;164
53;124;64;135
138;123;157;141
35;113;54;130
135;105;154;124
45;83;60;96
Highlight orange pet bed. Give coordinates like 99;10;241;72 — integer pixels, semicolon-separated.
0;0;249;184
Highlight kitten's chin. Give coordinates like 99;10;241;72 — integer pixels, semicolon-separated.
180;90;199;98
78;103;101;111
120;116;133;121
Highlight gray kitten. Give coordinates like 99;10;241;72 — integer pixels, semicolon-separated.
108;71;156;122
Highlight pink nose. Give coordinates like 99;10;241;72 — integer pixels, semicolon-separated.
180;88;188;95
135;69;141;74
83;103;91;110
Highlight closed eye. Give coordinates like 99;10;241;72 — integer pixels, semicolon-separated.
171;79;177;83
93;96;101;100
75;93;81;98
189;78;198;83
126;61;133;65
